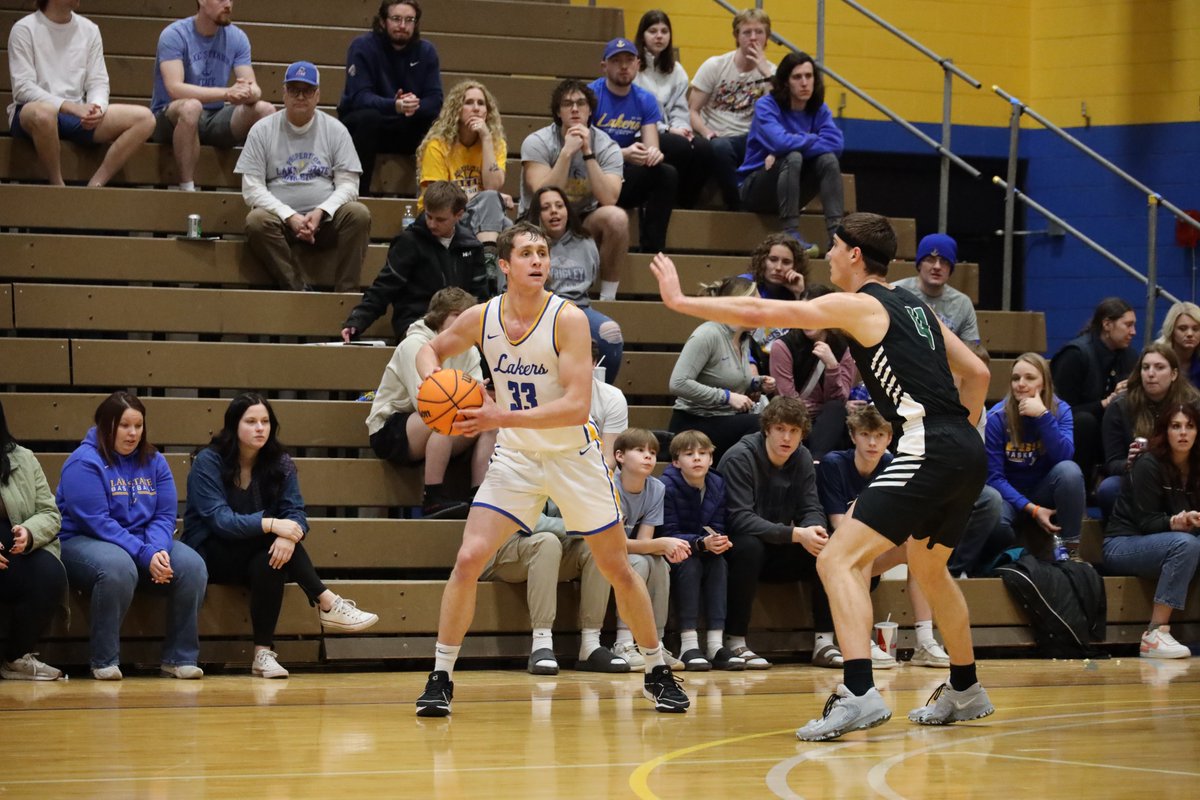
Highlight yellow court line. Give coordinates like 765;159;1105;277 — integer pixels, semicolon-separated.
629;728;795;799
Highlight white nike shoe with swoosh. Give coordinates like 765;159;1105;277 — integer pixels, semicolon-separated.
908;681;994;725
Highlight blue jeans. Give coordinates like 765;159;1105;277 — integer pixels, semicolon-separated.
1103;532;1200;610
580;304;623;383
670;550;728;631
948;484;1011;577
709;134;747;210
61;536;207;669
999;460;1087;543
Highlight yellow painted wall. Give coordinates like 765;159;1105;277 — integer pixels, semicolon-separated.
575;1;1200;128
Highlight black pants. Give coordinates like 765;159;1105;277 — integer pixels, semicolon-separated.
658;131;715;209
201;536;326;648
725;534;833;637
668;409;761;466
1072;409;1103;493
805;400;850;460
617;161;677;252
340;108;432;196
0;545;67;661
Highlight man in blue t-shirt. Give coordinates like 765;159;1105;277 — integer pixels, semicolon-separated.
149;0;274;191
588;38;676;255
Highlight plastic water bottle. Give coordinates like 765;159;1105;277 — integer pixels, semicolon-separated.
402;203;415;229
1052;534;1069;562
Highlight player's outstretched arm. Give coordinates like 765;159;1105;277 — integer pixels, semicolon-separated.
649;253;887;343
941;320;990;426
416;304;486;381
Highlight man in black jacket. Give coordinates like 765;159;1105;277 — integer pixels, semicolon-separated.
341;181;490;342
717;396;837;670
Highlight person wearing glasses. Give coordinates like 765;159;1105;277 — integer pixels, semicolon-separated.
338;1;443;196
235;61;371;293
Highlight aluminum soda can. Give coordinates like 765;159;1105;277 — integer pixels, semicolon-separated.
186;214;202;239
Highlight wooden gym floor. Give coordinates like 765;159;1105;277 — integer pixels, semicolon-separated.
0;657;1196;799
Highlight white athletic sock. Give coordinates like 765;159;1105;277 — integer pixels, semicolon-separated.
532;628;553;653
679;630;699;654
725;634;747;651
814;632;836;651
599;280;619;301
178;181;196;192
706;630;724;659
640;644;665;670
915;620;936;648
579;628;601;660
434;642;461;677
614;627;634;646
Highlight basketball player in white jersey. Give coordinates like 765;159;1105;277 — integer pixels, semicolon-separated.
413;221;689;716
650;212;995;740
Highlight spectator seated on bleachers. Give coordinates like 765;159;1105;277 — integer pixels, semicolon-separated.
688;8;775;211
1098;343;1200;518
892;233;980;344
816;405;950;669
668;276;773;463
1104;402;1200;660
363;287;496;519
342;181;489;342
589;38;677;259
182;393;379;680
718;396;835;670
337;1;443;196
149;0;275;191
770;286;855;459
528;185;623;383
56;392;207;682
1051;297;1138;492
7;0;155;188
0;397;67;681
986;353;1087;548
415;79;512;251
632;9;714;209
1157;301;1200;390
737;51;844;254
659;430;745;672
737;233;810;355
235;62;371;294
520;79;628;301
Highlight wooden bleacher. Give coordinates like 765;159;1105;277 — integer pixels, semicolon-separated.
4;0;1177;670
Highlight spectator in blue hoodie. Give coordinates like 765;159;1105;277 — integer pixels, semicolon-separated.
337;1;443;195
56;392;207;681
985;353;1087;547
738;51;844;254
659;430;745;672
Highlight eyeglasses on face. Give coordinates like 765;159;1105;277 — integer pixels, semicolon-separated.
387;15;417;25
285;84;318;97
559;98;589;110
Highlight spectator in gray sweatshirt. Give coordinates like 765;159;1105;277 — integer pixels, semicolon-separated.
668;276;775;462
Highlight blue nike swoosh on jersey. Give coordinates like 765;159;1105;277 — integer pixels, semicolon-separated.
486;334;500;340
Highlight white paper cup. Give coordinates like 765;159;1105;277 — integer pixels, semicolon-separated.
874;621;899;658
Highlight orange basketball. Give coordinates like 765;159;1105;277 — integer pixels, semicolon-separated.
417;368;484;435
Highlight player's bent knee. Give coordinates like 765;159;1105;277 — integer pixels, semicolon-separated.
597;320;623;344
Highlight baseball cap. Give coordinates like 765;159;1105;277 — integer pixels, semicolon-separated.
603;38;639;60
284;61;320;86
915;233;957;271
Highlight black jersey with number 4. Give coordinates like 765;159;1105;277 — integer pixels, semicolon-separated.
847;283;968;448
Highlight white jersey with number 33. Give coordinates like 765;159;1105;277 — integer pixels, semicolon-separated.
480;292;600;452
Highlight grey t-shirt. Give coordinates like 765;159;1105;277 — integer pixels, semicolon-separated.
891;278;980;343
234;110;361;214
519;123;623;215
548;231;599;306
615;471;665;540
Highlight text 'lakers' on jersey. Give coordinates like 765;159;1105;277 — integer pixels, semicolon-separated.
480;293;600;452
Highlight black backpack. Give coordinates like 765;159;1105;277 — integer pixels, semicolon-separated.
994;550;1108;659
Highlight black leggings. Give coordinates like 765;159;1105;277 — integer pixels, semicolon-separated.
724;533;833;637
0;544;67;661
669;409;762;466
201;536;326;648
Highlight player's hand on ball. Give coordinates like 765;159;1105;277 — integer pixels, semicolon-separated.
451;391;502;436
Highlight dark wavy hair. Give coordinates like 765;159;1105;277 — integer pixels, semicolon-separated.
748;232;810;287
525;185;590;240
636;9;676;75
0;398;15;485
94;391;155;467
373;1;421;42
203;393;292;509
550;79;596;127
1081;296;1134;337
1146;402;1200;497
771;51;824;111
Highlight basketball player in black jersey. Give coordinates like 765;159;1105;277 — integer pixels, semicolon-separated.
650;212;995;740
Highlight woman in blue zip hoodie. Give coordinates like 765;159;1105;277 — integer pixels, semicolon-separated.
985;353;1087;548
738;51;845;252
56;392;207;681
